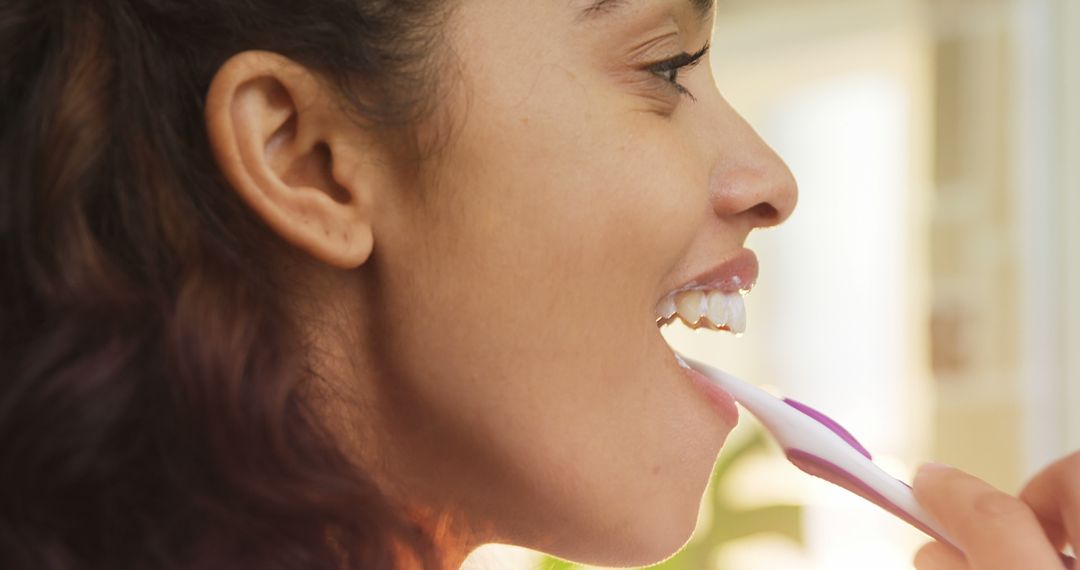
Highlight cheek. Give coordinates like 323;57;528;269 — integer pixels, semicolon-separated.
374;43;724;556
398;55;718;436
450;73;704;289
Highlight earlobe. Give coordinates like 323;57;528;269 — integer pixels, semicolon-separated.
204;50;375;269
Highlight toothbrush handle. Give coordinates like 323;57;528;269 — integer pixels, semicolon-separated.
785;450;1076;568
785;449;954;546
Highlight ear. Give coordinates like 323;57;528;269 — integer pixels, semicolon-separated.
204;50;375;268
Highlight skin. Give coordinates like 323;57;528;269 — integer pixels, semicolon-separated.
202;0;1080;567
206;0;794;564
913;455;1080;570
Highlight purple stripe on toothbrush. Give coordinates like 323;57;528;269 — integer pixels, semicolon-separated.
783;398;872;459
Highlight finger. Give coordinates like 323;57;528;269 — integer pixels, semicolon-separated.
914;541;968;570
1020;451;1080;551
913;463;1061;570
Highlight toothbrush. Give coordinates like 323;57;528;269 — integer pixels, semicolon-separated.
675;351;1076;567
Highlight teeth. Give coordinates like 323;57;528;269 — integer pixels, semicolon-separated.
675;290;706;325
706;291;728;328
656;295;677;320
726;293;746;334
656;289;748;335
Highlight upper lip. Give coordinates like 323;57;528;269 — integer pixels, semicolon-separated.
661;248;759;298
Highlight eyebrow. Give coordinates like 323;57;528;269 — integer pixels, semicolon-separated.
580;0;716;20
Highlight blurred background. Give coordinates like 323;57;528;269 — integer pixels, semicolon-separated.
465;0;1079;567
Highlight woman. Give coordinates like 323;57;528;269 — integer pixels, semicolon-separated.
0;0;1075;568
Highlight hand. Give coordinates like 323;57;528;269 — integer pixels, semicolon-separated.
911;456;1080;569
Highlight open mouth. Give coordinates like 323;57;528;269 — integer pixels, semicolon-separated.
651;250;757;425
653;248;757;335
654;289;747;334
654;290;744;425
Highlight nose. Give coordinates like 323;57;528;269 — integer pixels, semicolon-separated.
707;112;798;232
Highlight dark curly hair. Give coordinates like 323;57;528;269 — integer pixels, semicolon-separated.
0;1;457;568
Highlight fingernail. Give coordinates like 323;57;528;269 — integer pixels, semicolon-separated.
916;462;950;480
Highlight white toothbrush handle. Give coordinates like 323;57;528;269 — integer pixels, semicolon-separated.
676;353;955;545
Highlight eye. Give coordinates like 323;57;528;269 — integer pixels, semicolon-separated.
646;43;710;101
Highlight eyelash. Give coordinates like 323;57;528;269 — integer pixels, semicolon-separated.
646;43;711;101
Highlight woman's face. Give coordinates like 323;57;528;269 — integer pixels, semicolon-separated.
354;0;797;565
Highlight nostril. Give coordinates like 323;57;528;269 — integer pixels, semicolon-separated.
748;202;781;226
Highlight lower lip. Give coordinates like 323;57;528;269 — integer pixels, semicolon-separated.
680;365;740;426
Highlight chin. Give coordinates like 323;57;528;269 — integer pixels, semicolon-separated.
546;504;700;568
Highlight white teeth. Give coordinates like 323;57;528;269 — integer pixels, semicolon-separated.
675;290;706;325
656;295;677;320
706;291;728;328
726;293;746;334
656;289;747;335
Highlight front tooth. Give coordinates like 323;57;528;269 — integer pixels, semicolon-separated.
675;290;706;325
725;293;746;334
706;291;728;328
655;295;677;321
